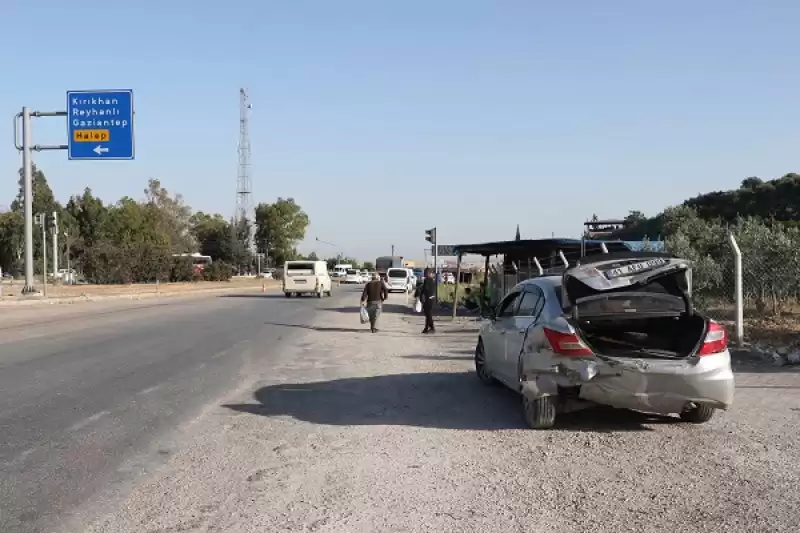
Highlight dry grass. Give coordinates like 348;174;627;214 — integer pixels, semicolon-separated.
0;277;278;300
701;299;800;346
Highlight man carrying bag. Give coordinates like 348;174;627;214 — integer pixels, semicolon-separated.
418;268;437;334
360;272;388;333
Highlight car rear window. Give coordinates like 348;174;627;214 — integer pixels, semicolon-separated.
388;269;407;278
577;293;685;317
347;269;357;275
287;262;314;271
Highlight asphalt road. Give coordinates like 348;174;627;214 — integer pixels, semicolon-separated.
0;288;352;533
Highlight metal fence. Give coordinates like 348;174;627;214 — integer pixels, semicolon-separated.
482;234;800;346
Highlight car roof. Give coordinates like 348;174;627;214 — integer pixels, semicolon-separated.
517;276;562;291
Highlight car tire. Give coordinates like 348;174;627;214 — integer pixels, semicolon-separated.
284;292;292;298
523;395;556;429
474;340;496;386
680;404;715;423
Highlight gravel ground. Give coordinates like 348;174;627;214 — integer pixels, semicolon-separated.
73;293;800;533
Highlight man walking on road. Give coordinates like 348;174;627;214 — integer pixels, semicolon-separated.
419;268;437;334
361;272;388;333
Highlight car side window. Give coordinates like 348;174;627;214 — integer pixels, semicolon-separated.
531;286;546;320
516;288;543;317
497;292;521;318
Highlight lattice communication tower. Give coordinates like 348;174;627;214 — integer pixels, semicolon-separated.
236;87;255;254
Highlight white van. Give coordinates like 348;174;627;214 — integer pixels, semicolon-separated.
385;267;414;293
331;263;352;279
283;260;332;298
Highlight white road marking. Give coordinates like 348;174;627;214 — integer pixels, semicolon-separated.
68;410;109;432
137;384;163;396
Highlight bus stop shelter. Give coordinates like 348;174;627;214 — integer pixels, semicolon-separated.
447;238;631;318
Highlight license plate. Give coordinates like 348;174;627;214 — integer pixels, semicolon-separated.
604;258;668;279
295;279;306;284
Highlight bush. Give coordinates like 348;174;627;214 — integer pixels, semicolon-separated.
662;207;800;316
170;256;195;282
202;261;234;282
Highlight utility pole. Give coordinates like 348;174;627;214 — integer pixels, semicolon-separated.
51;211;58;278
35;213;47;298
391;244;395;256
64;230;72;284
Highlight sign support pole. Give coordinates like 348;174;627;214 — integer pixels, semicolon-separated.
21;108;35;293
13;90;135;296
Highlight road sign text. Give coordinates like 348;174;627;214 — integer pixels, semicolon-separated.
73;129;110;142
67;89;135;160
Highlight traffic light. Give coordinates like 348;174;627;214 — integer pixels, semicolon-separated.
425;227;436;244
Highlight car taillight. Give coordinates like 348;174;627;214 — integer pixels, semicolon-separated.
697;321;727;356
543;327;593;357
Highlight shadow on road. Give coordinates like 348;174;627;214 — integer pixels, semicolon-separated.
730;352;800;374
224;371;673;432
402;353;473;361
220;293;294;299
322;303;411;315
263;321;365;333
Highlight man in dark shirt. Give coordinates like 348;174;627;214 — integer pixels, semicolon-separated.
360;272;388;333
419;268;437;334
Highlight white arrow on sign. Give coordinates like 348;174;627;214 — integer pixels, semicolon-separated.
93;145;110;156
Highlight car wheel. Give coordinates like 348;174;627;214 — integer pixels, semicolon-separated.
680;404;715;423
474;340;496;386
523;395;556;429
284;292;292;298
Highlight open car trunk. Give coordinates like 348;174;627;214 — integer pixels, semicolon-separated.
563;253;707;359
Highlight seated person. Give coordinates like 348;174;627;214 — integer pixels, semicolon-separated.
462;287;480;311
463;284;492;313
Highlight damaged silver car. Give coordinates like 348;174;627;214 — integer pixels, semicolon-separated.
474;252;735;429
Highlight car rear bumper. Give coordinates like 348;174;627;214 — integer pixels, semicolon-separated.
520;350;735;415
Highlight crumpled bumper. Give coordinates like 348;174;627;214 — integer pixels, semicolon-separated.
520;351;735;415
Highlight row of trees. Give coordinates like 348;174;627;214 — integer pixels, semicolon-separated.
0;165;313;284
613;173;800;315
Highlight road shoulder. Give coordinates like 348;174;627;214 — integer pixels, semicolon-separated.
76;295;800;533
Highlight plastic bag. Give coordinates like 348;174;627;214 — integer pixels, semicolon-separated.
360;306;370;324
414;298;422;313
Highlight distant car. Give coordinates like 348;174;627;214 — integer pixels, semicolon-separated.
475;252;735;429
385;267;414;293
343;269;363;284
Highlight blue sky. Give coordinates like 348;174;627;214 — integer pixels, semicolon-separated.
2;1;798;262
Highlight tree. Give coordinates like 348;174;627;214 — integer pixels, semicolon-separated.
1;166;306;284
190;212;231;260
362;261;374;270
254;198;310;266
0;210;23;273
10;164;62;266
228;218;253;270
143;179;195;253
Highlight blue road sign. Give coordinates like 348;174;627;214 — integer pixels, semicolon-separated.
67;89;135;160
